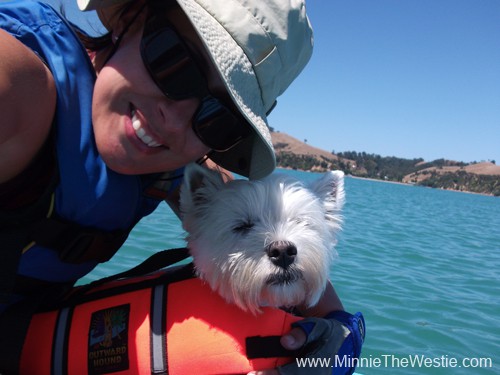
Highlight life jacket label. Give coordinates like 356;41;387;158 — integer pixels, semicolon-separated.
88;304;130;374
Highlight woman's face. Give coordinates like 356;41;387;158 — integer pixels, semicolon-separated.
92;5;226;175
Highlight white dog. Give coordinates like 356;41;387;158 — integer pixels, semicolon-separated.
180;163;345;315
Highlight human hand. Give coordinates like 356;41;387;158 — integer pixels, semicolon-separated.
247;311;365;375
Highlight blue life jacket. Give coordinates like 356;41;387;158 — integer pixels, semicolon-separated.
0;0;170;307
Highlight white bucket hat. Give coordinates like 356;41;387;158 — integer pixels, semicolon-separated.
78;0;314;179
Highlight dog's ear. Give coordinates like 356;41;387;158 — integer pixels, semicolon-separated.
310;171;345;227
180;163;226;212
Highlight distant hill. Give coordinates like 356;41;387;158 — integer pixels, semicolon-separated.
270;131;500;196
402;162;500;196
271;131;342;171
271;132;339;162
403;162;500;182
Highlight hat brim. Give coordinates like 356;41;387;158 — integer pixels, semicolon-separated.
175;0;275;179
79;0;276;180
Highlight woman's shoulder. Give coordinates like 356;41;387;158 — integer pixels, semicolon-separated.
0;28;56;184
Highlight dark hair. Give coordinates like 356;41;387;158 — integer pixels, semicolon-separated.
74;0;177;52
75;29;112;52
74;0;181;72
73;1;134;53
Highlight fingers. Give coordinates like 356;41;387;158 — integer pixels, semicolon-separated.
280;327;307;350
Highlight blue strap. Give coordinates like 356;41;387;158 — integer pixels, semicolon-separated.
289;311;365;375
325;311;366;375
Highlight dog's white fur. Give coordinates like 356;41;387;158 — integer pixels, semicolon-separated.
180;163;345;315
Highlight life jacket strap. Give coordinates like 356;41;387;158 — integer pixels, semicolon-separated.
246;335;302;359
28;217;131;264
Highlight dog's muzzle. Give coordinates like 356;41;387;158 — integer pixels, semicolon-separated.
265;240;297;269
266;268;302;286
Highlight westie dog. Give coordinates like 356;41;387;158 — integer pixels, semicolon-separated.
180;163;345;315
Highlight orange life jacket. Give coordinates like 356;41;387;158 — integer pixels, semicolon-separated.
20;265;301;375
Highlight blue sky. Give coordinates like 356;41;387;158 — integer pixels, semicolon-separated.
48;0;499;164
270;0;500;163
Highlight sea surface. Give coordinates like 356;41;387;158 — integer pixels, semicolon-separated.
80;169;500;374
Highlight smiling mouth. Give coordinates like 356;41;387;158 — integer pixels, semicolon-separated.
131;108;163;148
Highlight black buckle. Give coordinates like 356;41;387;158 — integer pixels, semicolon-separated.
29;218;129;264
58;228;129;264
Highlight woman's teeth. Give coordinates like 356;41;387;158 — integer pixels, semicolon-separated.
131;110;162;148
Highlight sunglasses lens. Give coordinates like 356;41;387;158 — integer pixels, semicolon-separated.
194;97;250;152
141;28;205;99
141;18;251;152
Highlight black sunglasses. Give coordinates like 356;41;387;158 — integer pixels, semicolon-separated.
140;14;251;152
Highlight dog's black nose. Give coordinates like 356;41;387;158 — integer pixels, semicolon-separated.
266;241;297;269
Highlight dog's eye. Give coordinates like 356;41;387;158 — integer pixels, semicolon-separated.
294;217;309;226
233;221;254;234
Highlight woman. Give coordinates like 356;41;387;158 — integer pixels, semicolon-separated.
0;0;363;373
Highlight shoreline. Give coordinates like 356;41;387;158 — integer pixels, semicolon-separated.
346;175;495;197
277;167;497;197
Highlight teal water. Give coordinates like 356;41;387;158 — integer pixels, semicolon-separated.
81;169;500;374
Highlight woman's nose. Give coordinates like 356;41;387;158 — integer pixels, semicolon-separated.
157;96;199;132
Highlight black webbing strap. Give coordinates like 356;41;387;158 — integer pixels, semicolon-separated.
59;247;190;310
0;216;130;303
42;248;192;314
83;247;191;288
28;217;131;264
246;336;302;359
